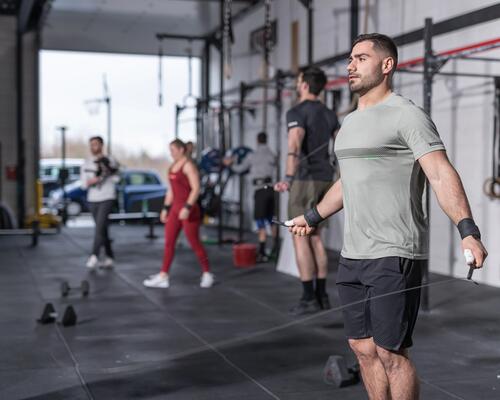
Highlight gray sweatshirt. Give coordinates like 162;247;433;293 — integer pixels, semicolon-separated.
231;144;276;188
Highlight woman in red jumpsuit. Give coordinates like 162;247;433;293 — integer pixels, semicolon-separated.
143;139;214;288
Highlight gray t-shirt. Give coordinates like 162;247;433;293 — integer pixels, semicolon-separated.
334;93;446;260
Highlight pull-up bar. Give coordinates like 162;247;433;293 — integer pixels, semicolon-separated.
156;34;207;41
398;37;500;69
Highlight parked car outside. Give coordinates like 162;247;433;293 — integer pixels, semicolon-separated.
40;158;84;198
48;169;167;216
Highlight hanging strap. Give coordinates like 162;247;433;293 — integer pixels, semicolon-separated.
223;0;233;80
158;40;163;107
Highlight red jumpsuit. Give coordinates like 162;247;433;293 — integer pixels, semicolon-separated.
161;161;210;274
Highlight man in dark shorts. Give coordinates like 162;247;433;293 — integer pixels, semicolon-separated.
224;132;277;261
289;34;488;400
275;67;339;315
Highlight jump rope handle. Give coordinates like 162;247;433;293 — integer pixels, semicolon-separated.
464;249;475;280
271;219;295;227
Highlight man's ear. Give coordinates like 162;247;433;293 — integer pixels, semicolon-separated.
382;56;395;75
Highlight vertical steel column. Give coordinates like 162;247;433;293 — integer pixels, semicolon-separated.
262;86;268;132
16;18;25;227
201;39;211;153
218;0;226;245
175;105;181;139
423;19;433;117
195;100;204;162
202;103;208;151
274;70;284;252
226;111;232;150
106;96;112;154
421;17;434;312
299;0;314;66
349;0;359;101
202;40;211;101
493;78;500;180
57;126;68;225
34;31;41;202
238;83;247;242
350;0;359;43
0;143;2;203
307;0;313;65
62;127;67;224
199;40;211;154
262;0;271;131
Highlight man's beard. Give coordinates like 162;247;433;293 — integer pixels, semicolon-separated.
349;73;382;95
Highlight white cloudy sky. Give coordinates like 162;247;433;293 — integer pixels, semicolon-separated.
40;50;200;157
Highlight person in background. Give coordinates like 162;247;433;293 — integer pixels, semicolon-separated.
224;132;277;261
274;67;340;315
144;139;214;288
81;136;120;269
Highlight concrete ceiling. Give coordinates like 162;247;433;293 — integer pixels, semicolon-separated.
41;0;258;57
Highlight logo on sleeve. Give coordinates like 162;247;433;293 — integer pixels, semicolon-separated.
428;141;443;147
288;121;298;128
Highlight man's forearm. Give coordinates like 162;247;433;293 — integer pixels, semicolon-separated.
429;164;472;224
316;179;343;219
285;152;298;177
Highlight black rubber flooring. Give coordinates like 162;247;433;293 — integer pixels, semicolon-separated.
0;223;499;399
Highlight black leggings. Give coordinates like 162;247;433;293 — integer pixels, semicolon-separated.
88;200;114;258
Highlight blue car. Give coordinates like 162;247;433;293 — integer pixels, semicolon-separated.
48;169;167;216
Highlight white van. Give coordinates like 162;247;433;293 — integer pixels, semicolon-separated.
40;158;84;197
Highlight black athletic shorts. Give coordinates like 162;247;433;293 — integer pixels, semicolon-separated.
336;256;423;351
254;186;275;220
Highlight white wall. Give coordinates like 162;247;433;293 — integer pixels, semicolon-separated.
209;1;500;287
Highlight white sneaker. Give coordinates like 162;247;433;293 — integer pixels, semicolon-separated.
200;272;215;288
101;257;114;268
143;273;169;288
86;255;99;269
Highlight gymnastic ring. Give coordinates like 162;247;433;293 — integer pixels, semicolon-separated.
483;177;500;199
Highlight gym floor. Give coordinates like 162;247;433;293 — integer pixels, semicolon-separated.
1;223;499;400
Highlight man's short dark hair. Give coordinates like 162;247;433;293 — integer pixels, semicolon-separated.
89;136;104;145
257;132;267;144
300;67;327;95
352;33;398;72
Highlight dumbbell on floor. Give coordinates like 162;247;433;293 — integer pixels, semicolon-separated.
323;355;360;388
37;303;78;327
37;303;58;324
61;280;90;297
